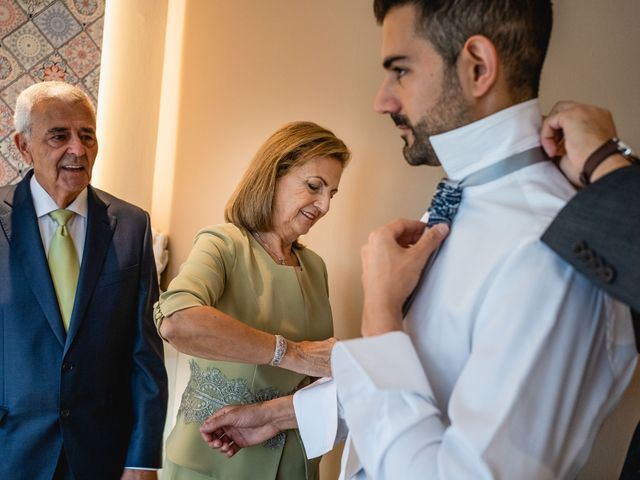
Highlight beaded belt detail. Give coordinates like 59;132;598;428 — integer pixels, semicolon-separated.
179;360;286;448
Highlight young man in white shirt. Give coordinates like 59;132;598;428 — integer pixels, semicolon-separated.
199;1;637;478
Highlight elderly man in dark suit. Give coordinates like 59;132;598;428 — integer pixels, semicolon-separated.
0;81;167;480
539;101;640;480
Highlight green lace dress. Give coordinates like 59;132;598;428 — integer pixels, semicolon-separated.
155;224;333;480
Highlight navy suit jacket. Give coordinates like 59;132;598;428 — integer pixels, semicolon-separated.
542;165;640;312
0;171;168;479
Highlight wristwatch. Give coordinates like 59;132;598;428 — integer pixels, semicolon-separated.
580;137;639;185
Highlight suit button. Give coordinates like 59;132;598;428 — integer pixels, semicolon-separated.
572;241;587;256
601;266;616;283
581;249;594;263
60;409;70;418
62;362;75;372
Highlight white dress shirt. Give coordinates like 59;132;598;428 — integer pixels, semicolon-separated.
293;100;637;479
30;175;87;262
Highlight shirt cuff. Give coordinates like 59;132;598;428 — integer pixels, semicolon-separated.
293;377;339;458
332;331;431;396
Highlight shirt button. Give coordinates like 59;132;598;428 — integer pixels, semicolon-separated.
60;409;71;418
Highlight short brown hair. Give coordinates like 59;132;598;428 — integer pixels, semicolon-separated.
225;121;350;232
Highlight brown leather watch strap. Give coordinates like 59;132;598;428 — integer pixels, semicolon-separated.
579;138;620;186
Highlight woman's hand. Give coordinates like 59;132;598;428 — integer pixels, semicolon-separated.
280;337;337;378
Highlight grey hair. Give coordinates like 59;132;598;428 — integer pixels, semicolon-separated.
14;81;96;138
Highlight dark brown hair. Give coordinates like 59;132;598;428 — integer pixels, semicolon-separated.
373;0;553;100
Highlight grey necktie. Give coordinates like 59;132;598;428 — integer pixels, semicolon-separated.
426;147;548;227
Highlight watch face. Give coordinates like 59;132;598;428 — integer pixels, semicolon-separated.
615;138;634;157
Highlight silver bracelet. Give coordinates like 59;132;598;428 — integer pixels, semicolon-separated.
269;334;288;366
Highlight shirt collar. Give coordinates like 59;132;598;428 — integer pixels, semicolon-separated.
429;99;542;181
30;175;89;219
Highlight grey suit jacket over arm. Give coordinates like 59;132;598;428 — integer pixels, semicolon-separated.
542;165;640;312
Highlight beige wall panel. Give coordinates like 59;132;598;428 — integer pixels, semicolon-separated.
94;0;169;211
165;0;439;342
541;0;640;146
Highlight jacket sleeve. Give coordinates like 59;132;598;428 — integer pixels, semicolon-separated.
542;165;640;312
125;212;168;468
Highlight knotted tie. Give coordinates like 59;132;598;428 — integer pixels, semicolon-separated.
48;209;80;331
426;147;550;227
404;147;550;315
426;180;462;227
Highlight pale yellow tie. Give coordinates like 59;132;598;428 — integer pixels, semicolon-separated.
48;209;80;331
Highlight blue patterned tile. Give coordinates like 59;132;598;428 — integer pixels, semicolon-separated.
4;22;54;69
34;1;82;48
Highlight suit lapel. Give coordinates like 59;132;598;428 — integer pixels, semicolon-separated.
9;173;67;346
65;186;115;349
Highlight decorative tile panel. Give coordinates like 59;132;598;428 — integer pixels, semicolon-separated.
0;131;19;159
4;21;54;69
58;30;98;77
0;0;28;37
0;48;24;89
0;152;18;184
0;98;14;137
65;0;103;25
34;1;81;47
0;133;22;171
31;52;78;83
0;0;104;187
16;0;48;16
0;72;33;110
85;16;101;45
81;63;97;101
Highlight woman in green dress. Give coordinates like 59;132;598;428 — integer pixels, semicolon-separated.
155;121;350;479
